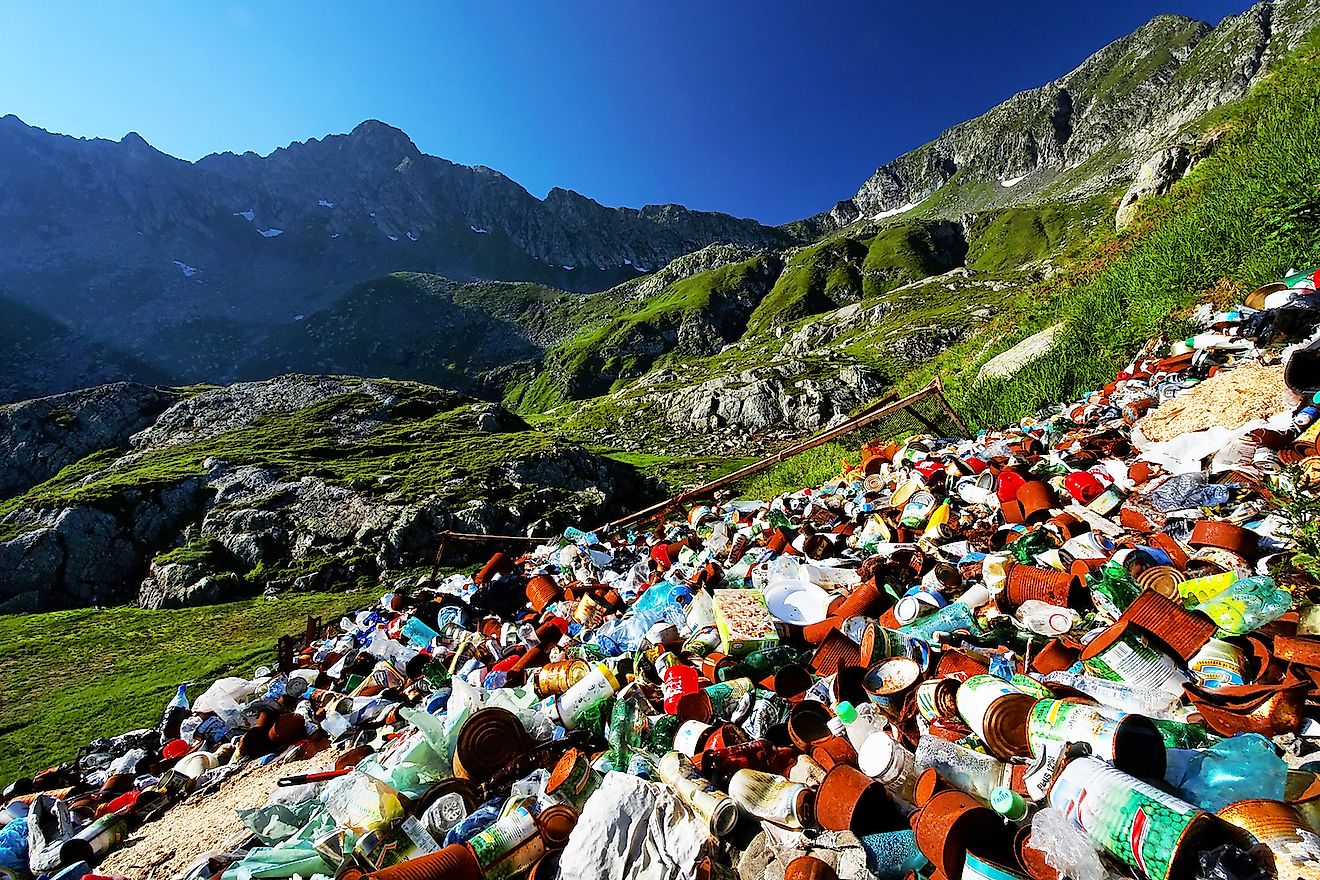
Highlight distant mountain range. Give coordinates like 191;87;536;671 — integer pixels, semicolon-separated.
1;0;1316;404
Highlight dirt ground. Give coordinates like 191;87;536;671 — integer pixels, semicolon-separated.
1139;360;1290;442
97;747;339;880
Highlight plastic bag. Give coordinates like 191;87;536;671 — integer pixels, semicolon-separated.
1170;733;1286;811
26;794;77;874
1195;844;1275;880
0;816;28;873
237;800;322;846
321;772;404;833
1029;806;1107;880
219;842;335;880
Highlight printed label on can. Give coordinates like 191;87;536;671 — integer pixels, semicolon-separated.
1084;634;1186;693
1050;757;1198;880
467;806;546;880
1188;639;1246;689
727;769;806;829
657;752;737;835
1028;699;1121;762
558;665;617;728
674;720;713;757
707;678;755;718
399;815;440;855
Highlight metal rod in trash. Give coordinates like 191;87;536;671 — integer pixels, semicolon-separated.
597;380;959;533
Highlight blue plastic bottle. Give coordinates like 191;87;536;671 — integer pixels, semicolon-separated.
590;582;693;654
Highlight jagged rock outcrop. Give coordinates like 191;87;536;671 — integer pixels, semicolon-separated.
819;0;1320;227
0;383;179;497
139;562;239;610
654;362;884;435
0;377;654;611
622;243;768;302
1115;145;1195;228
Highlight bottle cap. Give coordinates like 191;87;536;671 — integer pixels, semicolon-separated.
834;701;857;724
990;786;1027;820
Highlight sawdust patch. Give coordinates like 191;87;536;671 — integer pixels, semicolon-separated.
98;748;339;880
1139;361;1289;442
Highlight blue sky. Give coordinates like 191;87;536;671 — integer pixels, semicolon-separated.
0;1;1248;224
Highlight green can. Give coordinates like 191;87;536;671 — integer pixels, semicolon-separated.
1048;756;1243;880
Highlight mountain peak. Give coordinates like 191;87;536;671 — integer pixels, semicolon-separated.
347;119;418;152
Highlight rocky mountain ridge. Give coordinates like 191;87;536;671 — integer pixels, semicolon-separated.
0;377;653;612
817;0;1320;228
0;115;789;401
5;1;1317;408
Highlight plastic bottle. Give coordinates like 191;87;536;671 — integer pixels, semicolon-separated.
699;739;799;788
833;700;885;751
1184;333;1253;353
990;786;1031;822
1041;670;1181;718
1015;600;1077;636
555;663;620;730
591;582;693;654
913;735;1010;802
158;683;190;740
899;601;982;642
857;731;918;806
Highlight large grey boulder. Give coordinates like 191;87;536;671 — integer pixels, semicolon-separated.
977;324;1066;382
139;562;239;610
1115;145;1194;229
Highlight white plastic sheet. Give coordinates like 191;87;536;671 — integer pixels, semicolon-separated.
558;771;706;880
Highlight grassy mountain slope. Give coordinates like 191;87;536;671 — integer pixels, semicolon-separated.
513;254;782;411
537;24;1320;476
0;588;376;782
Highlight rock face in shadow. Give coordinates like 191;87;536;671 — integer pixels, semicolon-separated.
0;383;180;498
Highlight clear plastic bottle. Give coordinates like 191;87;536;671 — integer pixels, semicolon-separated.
1015;600;1077;636
1041;670;1181;718
1183;333;1252;353
857;730;918;806
913;735;1010;802
833;700;885;751
591;582;693;654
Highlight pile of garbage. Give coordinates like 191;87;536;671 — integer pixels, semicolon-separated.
7;269;1320;880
